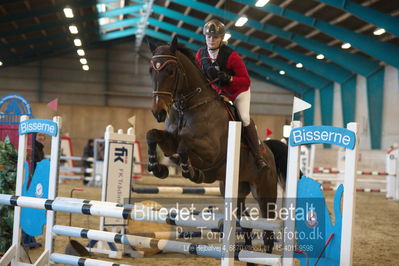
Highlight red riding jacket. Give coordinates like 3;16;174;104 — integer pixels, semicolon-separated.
195;45;250;101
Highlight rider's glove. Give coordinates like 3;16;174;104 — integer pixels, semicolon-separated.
206;66;219;80
217;71;232;86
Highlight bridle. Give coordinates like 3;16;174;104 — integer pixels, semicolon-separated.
150;54;181;99
150;53;201;108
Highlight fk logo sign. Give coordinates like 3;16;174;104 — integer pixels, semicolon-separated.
114;147;128;163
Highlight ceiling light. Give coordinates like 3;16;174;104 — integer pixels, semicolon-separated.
316;54;324;60
0;61;3;66
82;65;89;71
341;42;351;49
373;28;386;36
69;25;78;34
235;16;248;27
80;58;87;65
255;0;270;7
223;33;231;42
74;39;82;46
77;49;85;56
63;7;74;18
279;70;285;75
296;63;303;68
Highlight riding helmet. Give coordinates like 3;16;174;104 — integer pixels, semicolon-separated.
203;19;226;37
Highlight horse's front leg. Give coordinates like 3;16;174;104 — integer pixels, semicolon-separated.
177;139;205;183
146;129;178;179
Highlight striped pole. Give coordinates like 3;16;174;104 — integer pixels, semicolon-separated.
132;186;221;195
50;253;130;266
132;230;278;241
0;195;221;229
0;195;282;232
314;177;387;184
52;225;281;265
313;167;391;176
322;186;387;193
43;197;283;231
60;167;93;173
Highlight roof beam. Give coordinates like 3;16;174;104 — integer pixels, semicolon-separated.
0;17;140;53
249;1;397;72
0;4;142;40
245;61;310;94
235;0;384;75
316;0;399;37
268;3;325;58
285;0;380;53
154;0;170;32
98;4;143;18
100;27;137;41
147;17;330;89
252;0;301;46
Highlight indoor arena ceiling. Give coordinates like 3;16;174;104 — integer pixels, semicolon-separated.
1;0;399;93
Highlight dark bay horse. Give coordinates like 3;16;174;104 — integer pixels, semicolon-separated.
146;36;288;255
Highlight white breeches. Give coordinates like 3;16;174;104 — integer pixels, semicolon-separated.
234;89;251;127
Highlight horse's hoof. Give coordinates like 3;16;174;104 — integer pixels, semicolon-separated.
151;165;169;179
190;169;204;184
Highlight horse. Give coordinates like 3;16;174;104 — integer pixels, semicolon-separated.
146;36;289;257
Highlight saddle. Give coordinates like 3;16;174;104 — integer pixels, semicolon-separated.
220;96;241;122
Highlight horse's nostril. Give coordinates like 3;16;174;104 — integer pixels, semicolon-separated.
153;110;167;122
158;110;167;122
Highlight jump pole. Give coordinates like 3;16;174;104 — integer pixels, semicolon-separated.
282;120;301;266
221;121;241;266
52;225;281;265
132;186;221;195
386;148;399;200
340;123;359;265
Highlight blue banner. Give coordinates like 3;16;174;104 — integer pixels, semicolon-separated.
289;125;356;149
19;119;58;137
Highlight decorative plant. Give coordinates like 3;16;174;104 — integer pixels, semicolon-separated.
0;136;18;252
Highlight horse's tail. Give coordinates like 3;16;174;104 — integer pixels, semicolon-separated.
264;139;303;190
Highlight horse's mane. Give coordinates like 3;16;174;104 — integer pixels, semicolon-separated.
175;43;197;65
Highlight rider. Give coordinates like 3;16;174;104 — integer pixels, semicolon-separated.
195;19;267;170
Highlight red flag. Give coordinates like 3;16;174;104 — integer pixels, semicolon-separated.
266;128;272;137
47;98;58;111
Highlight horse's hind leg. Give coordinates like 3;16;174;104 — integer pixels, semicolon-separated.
177;139;205;183
146;129;178;179
251;185;277;254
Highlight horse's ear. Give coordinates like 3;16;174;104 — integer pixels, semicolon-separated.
170;36;178;54
147;38;157;54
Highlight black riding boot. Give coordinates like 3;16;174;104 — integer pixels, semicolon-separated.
243;120;268;170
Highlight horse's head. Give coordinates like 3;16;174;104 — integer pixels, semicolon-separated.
148;36;181;122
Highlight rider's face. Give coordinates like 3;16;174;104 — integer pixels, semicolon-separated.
206;35;223;49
